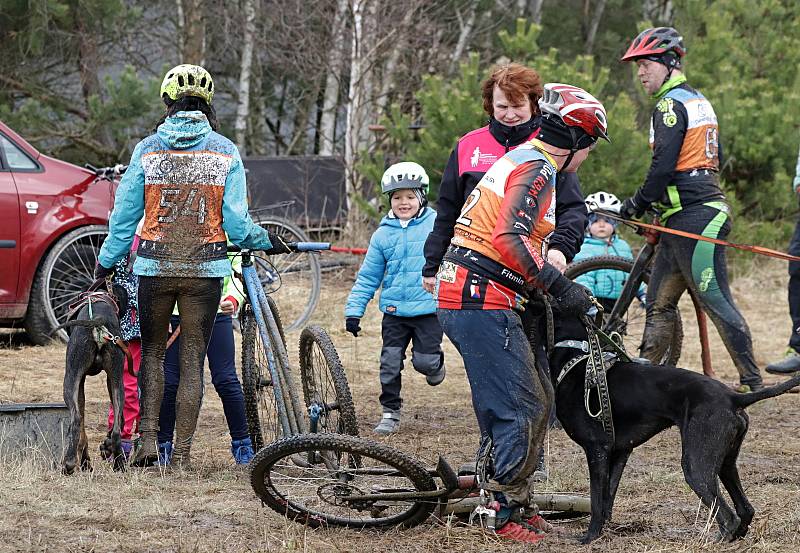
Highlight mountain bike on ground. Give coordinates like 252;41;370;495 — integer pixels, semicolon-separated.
249;432;590;529
233;243;358;453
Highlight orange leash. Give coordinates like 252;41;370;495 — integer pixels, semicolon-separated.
602;212;800;262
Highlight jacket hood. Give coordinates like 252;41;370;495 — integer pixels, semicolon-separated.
380;206;435;228
157;111;212;149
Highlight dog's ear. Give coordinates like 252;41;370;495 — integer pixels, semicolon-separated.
111;284;128;318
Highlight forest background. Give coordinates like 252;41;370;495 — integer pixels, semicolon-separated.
2;0;800;247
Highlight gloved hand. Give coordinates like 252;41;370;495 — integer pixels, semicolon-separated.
548;275;593;317
94;263;114;280
263;231;292;255
620;197;645;220
345;317;361;337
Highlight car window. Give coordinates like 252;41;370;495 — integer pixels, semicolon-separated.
0;135;38;170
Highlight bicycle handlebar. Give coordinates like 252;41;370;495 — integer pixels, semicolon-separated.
85;163;128;180
228;241;331;253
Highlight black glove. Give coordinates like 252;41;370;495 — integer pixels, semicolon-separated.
548;275;593;317
345;317;361;337
94;263;114;280
620;197;645;220
263;231;292;255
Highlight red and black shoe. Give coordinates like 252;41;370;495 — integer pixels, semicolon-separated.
495;519;547;544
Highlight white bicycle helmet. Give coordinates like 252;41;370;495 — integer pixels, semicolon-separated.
585;191;621;213
381;162;430;195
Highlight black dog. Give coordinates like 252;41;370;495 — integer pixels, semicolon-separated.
61;283;132;475
549;312;800;543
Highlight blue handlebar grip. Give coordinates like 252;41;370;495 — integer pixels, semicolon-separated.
292;242;331;252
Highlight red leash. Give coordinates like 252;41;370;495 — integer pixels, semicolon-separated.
601;211;800;262
330;246;368;255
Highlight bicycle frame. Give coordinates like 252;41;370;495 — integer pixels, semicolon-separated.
236;241;333;443
607;222;715;377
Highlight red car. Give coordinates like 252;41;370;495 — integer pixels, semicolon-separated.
0;121;117;344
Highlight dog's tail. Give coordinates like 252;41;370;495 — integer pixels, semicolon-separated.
731;373;800;408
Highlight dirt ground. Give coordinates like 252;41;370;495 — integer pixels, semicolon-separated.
0;259;798;552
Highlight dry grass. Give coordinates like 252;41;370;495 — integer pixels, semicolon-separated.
1;260;799;552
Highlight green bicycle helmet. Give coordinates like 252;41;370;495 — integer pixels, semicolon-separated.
160;64;214;105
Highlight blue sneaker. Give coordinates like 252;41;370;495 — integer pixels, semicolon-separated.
158;441;173;466
231;437;255;465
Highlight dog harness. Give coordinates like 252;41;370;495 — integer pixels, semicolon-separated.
64;285;137;378
553;316;632;444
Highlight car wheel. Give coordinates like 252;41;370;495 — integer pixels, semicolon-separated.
24;225;108;344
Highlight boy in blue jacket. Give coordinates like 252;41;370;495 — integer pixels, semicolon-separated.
574;191;645;312
345;162;445;435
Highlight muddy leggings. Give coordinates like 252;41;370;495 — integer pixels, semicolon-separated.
137;277;222;460
640;204;762;387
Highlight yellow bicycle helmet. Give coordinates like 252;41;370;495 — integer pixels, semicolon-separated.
160;64;214;104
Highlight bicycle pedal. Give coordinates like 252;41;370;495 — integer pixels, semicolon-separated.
468;504;497;530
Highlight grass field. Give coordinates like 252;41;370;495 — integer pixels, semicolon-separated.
0;259;798;552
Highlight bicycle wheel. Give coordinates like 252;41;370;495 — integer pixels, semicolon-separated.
241;301;285;451
252;216;321;331
250;433;437;529
298;325;358;436
565;255;683;365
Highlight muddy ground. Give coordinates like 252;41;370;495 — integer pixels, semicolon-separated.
0;259;798;552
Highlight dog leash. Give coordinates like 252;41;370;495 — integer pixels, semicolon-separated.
596;210;800;262
582;317;615;444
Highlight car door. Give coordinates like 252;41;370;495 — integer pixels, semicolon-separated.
0;134;22;304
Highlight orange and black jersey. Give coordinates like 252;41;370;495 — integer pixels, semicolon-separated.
437;140;565;310
633;78;726;218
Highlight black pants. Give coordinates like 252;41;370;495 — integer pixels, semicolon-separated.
379;313;444;412
641;205;762;386
787;216;800;352
138;277;222;455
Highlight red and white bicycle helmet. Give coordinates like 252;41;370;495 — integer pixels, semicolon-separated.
621;27;685;68
538;83;610;144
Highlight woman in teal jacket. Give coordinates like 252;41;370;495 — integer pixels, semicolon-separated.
344;162;445;435
96;64;289;468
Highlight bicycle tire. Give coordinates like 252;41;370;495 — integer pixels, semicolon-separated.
299;325;359;437
241;303;283;451
252;216;321;331
565;255;683;365
250;433;437;529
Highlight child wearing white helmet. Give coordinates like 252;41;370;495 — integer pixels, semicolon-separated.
344;162;446;435
573;191;645;311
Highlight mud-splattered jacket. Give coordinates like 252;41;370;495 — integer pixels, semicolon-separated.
99;111;273;277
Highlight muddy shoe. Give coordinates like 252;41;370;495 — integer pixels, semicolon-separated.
495;507;545;543
766;349;800;375
231;437;255;465
374;410;401;435
130;435;159;467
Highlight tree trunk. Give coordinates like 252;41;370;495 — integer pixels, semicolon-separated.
319;0;349;156
344;0;373;229
74;15;113;150
517;0;545;23
178;0;207;65
584;0;606;54
449;0;479;74
235;0;257;154
642;0;674;24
